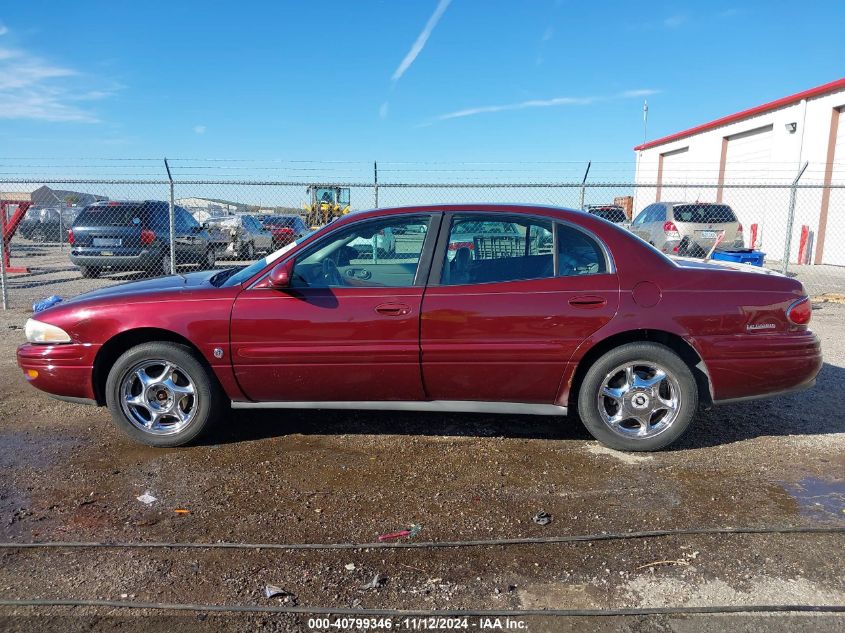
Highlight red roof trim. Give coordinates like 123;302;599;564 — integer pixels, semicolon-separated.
634;77;845;151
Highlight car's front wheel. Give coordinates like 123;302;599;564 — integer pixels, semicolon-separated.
80;266;101;278
105;342;223;447
577;342;698;451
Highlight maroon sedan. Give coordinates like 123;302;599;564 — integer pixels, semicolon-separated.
17;204;821;451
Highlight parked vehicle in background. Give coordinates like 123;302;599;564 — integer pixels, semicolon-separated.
18;207;81;242
631;202;744;256
584;205;629;226
348;225;397;258
19;204;820;452
68;200;215;278
203;214;273;260
255;214;310;249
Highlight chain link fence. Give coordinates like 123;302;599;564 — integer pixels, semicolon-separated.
1;161;844;310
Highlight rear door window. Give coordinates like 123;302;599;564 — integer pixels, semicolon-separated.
673;204;736;224
440;215;554;286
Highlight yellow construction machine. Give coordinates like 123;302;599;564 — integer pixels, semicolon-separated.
303;186;351;228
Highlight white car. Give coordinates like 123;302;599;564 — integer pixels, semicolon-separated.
348;226;397;258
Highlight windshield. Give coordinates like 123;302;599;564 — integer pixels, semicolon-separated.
214;234;310;287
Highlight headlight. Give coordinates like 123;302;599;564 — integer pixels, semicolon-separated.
24;319;72;344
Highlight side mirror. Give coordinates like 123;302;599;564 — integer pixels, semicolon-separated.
267;259;295;288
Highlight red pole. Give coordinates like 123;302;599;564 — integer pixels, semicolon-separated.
797;225;810;265
1;200;31;273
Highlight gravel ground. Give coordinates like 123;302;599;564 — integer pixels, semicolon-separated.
0;259;843;631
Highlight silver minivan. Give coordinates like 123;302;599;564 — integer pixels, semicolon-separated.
631;202;743;255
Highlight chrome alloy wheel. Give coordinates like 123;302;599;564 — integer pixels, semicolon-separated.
120;359;197;435
596;360;681;439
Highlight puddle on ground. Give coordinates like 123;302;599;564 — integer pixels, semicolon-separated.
782;478;845;519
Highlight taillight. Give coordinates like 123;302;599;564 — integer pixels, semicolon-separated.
786;297;812;326
663;221;680;238
448;241;474;251
67;228;74;245
140;229;156;246
737;223;744;233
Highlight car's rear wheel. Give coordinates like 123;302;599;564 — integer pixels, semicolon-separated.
241;241;255;260
577;342;697;451
105;342;223;447
80;266;101;278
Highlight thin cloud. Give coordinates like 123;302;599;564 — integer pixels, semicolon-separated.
718;8;740;18
619;89;660;98
436;96;595;121
391;0;452;82
379;101;390;119
0;32;117;122
0;24;8;36
430;89;657;123
193;125;206;134
662;15;686;28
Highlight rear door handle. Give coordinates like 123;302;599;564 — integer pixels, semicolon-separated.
375;303;411;316
568;295;607;309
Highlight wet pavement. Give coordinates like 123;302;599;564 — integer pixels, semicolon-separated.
0;302;843;631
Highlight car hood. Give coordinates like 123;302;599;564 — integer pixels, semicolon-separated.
60;270;221;305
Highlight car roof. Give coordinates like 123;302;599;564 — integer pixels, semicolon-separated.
341;203;584;224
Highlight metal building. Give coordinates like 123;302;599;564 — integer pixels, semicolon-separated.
634;78;845;266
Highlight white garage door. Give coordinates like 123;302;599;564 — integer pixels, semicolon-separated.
721;125;775;251
659;146;690;201
824;109;845;266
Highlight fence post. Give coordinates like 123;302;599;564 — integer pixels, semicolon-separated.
0;217;7;310
781;161;808;275
164;158;177;275
374;161;379;209
578;161;591;209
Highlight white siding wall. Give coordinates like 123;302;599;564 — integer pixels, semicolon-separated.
634;86;845;265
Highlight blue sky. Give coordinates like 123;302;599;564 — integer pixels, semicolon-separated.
1;1;844;172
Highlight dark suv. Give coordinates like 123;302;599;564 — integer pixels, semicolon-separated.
68;201;215;278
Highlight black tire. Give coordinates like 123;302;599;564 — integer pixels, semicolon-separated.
80;266;101;278
105;341;223;447
161;253;173;277
205;248;216;269
577;342;698;452
241;241;255;260
31;227;46;243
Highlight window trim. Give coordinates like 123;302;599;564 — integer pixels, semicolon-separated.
429;211;615;287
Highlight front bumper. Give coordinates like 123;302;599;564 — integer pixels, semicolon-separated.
17;342;99;402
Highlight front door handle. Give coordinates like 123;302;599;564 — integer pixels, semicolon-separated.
375;303;411;316
568;295;607;309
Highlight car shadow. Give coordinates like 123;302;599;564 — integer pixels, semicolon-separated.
202;362;844;450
